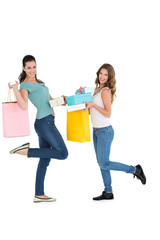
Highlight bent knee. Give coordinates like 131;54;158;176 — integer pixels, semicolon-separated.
61;149;68;160
99;160;110;170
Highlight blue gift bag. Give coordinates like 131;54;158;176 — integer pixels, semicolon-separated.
66;93;92;106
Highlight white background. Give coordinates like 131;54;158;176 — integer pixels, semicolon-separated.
0;0;160;239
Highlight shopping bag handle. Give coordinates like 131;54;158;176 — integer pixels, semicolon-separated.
7;88;16;102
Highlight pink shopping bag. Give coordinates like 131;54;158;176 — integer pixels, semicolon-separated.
2;89;30;137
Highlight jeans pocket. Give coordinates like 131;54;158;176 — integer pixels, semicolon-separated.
99;129;113;141
47;115;55;125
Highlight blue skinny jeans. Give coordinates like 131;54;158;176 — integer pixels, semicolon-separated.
27;115;68;196
93;126;136;193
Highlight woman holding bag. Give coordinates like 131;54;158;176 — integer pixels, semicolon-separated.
85;63;146;200
9;55;68;203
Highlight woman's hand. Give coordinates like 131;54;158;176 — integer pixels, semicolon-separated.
8;81;19;89
61;95;67;106
85;102;94;109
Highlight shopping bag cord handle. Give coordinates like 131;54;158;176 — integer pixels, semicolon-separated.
7;88;16;102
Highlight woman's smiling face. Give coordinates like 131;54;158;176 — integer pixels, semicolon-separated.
99;68;109;86
23;60;37;79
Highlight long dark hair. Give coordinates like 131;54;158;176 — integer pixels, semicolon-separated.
95;63;116;103
19;55;37;83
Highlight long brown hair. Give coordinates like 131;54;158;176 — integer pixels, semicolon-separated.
95;63;116;103
18;55;38;83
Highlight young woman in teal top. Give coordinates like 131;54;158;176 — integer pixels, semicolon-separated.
9;55;68;203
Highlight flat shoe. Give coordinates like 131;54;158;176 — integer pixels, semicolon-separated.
33;196;56;203
9;143;30;154
133;164;146;185
93;191;114;200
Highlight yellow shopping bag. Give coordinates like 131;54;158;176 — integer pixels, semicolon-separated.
67;109;91;142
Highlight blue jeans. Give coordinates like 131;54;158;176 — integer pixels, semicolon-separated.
27;115;68;196
93;126;136;193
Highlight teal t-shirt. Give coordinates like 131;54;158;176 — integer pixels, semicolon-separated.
20;80;55;119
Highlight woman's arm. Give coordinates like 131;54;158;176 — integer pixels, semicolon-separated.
8;81;28;109
85;89;111;117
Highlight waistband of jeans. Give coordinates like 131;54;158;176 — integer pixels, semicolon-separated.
93;125;112;131
35;114;55;121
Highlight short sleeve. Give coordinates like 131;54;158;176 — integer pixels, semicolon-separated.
20;82;33;93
